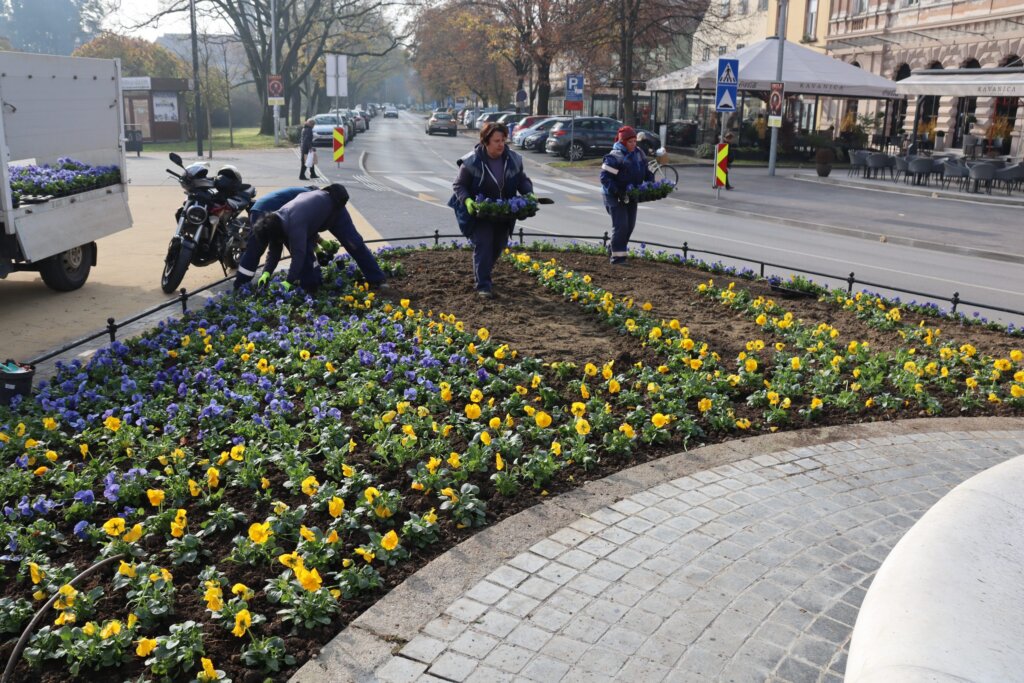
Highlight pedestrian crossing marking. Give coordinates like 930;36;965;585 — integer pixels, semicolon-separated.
389;176;431;192
719;63;737;84
417;193;439;202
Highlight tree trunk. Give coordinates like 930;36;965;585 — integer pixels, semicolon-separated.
536;57;551;116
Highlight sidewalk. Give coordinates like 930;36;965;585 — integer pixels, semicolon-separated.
292;417;1024;683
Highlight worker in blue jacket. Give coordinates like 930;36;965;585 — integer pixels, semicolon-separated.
234;184;387;291
235;186;315;287
599;126;654;265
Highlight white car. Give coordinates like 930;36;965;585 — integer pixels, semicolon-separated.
384;107;399;118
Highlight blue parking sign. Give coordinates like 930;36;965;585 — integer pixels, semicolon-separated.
716;58;739;112
566;73;584;101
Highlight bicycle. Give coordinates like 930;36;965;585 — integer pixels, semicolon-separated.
647;149;678;184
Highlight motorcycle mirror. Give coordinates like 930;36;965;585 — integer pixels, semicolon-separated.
169;152;183;167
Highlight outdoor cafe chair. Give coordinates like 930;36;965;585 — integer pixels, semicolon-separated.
994;163;1024;195
941;160;970;192
866;153;893;180
893;155;909;184
967;163;996;195
907;157;935;186
848;150;868;177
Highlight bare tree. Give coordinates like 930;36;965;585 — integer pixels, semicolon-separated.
141;0;410;136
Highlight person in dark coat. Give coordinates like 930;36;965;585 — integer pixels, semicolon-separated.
234;184;387;291
299;118;318;180
599;126;654;265
452;122;534;298
234;186;315;287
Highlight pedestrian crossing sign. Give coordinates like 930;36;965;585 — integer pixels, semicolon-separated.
716;58;739;113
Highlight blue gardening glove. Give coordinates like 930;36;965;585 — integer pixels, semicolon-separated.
465;198;477;216
257;271;272;287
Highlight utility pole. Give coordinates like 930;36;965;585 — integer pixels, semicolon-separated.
767;0;788;176
272;0;279;145
190;0;202;157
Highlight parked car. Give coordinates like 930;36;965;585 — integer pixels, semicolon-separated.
497;112;528;135
512;116;568;149
476;111;515;128
425;111;458;136
508;115;547;137
328;110;356;140
545;117;661;160
383;106;399;118
311;114;350;148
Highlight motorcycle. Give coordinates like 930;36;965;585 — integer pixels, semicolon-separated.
160;152;256;294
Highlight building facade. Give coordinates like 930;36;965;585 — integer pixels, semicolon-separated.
826;0;1024;154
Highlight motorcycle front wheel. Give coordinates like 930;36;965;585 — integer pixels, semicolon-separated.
161;237;194;293
222;220;249;270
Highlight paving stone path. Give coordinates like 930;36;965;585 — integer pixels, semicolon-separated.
289;423;1024;683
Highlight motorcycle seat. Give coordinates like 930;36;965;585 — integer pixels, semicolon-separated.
226;195;251;210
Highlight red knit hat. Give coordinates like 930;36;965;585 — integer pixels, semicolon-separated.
617;126;637;142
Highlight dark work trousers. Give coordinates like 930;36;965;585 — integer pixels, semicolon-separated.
324;208;387;285
605;199;638;262
470;220;510;292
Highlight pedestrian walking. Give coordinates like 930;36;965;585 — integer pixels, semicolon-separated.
600;126;654;265
234;184;387;291
452;122;535;298
299;118;318;180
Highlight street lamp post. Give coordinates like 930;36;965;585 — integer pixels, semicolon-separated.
767;0;788;176
271;0;279;145
190;0;202;157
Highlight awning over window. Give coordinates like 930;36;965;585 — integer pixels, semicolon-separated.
896;68;1024;97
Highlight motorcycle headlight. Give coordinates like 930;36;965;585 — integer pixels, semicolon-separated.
185;205;208;224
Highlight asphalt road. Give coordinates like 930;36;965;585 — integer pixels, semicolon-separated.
3;110;1022;366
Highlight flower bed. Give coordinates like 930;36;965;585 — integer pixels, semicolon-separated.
9;158;121;205
1;245;1021;682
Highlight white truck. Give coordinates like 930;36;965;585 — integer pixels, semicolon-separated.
0;52;133;290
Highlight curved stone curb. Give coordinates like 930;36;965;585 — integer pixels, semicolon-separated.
846;453;1024;683
288;417;1024;683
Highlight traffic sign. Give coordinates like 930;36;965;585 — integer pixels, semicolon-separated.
565;73;584;111
516;89;527;103
713;143;729;188
267;75;284;106
333;127;345;162
716;58;739;113
326;53;348;98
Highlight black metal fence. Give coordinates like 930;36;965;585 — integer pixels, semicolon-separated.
27;230;1023;366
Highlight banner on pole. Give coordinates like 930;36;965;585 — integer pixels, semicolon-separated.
267;75;284;106
768;82;784;128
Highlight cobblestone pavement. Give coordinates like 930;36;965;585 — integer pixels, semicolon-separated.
341;427;1024;683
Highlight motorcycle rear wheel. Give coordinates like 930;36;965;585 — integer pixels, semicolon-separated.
161;237;193;293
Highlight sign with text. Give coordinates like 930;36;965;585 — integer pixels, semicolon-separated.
715;58;739;113
565;73;584;111
768;82;784;127
325;53;348;98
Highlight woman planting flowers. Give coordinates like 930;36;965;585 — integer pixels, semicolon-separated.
452;122;535;299
600;126;656;265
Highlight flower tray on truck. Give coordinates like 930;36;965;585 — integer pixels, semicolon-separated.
0;52;133;291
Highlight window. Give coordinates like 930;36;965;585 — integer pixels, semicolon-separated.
855;0;867;13
702;47;711;61
737;43;746;49
739;0;748;13
721;0;730;15
758;0;768;10
718;45;728;55
803;0;817;39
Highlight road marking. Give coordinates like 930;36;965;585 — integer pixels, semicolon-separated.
550;177;602;192
418;193;439;202
353;174;389;192
389;176;431;192
531;178;596;193
565;194;587;202
419;176;455;189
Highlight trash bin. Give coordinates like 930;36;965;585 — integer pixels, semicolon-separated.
0;360;34;406
125;129;144;157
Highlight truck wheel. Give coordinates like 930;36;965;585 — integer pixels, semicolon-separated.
39;243;95;291
567;142;584;161
161;238;193;294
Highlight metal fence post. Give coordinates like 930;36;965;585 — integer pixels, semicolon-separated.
683;242;689;261
179;288;189;314
760;263;765;277
518;226;524;246
433;229;440;246
602;232;609;249
951;291;960;314
847;272;856;295
106;318;118;343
